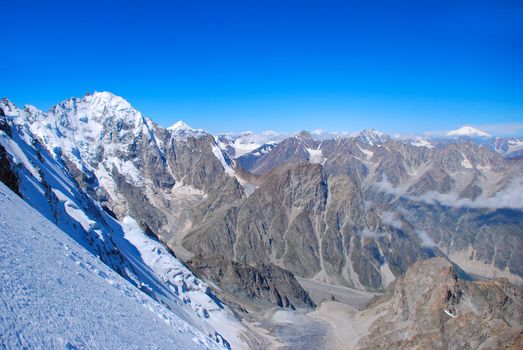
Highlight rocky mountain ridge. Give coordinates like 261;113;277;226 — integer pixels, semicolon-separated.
2;92;522;297
1;92;522;349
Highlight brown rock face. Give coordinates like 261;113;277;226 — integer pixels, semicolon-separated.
357;258;523;349
191;134;523;291
0;144;19;196
188;255;316;310
0;111;19;195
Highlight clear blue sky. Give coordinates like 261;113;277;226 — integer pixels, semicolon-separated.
3;0;523;135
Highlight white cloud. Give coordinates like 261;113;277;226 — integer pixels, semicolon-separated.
412;178;523;210
310;129;355;141
359;228;387;238
373;177;405;197
381;211;403;229
416;230;436;247
374;177;523;210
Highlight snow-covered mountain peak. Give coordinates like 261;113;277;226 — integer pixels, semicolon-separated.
357;128;390;145
23;104;44;115
0;100;45;126
46;91;153;142
168;120;206;140
84;91;134;112
360;128;386;137
168;120;193;131
51;91;139;121
0;98;20;118
446;125;491;138
10;92;167;188
21;105;46;123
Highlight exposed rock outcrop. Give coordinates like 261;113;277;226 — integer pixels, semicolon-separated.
357;258;523;349
188;255;316;310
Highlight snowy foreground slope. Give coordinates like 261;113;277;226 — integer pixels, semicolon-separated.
0;182;221;350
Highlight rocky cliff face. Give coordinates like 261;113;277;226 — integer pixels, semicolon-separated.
0;110;19;195
356;258;522;349
188;255;315;310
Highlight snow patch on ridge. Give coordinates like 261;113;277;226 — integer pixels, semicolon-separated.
211;142;236;178
410;139;434;149
460;155;473;169
306;147;325;164
211;140;257;197
380;263;396;289
357;144;374;159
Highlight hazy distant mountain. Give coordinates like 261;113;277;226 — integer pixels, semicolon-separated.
446;125;491;138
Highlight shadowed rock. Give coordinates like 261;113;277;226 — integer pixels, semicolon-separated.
188;255;316;310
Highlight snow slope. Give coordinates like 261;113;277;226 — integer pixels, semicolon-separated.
216;132;285;158
0;182;221;350
119;217;253;350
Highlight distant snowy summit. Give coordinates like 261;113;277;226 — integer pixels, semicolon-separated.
446;125;491;138
167;120;207;140
167;120;193;131
357;128;390;146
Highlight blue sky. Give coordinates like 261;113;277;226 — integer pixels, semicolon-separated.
3;0;523;135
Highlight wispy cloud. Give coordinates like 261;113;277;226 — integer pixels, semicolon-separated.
311;129;356;140
416;230;436;247
374;177;523;210
476;122;523;136
381;211;403;229
358;228;387;238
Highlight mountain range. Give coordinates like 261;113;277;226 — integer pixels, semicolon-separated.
1;91;522;349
